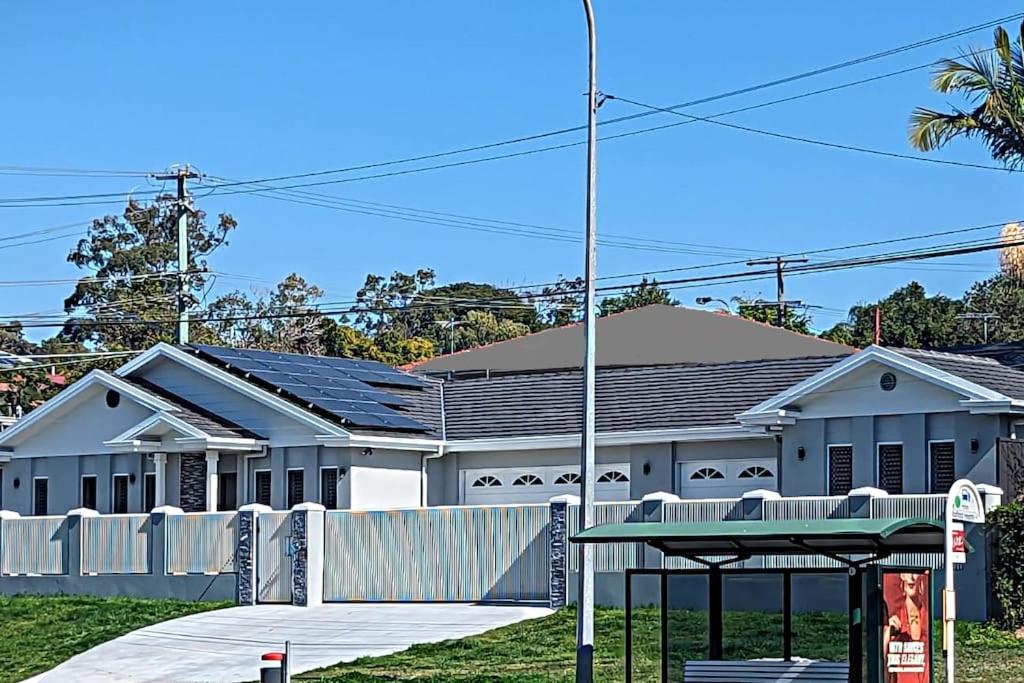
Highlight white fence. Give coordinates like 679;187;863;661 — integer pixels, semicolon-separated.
0;516;68;575
165;512;239;575
324;505;551;602
82;514;150;575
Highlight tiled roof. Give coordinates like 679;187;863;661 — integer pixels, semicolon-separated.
897;348;1024;400
120;377;266;440
441;355;845;440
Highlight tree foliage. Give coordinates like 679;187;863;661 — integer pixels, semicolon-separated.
599;277;677;316
826;282;965;348
990;502;1024;629
735;298;812;334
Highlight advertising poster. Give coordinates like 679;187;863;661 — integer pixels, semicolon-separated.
882;570;931;683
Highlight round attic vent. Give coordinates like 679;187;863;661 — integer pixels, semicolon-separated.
105;390;121;408
879;372;897;392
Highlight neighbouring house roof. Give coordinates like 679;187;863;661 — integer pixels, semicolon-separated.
118;376;265;440
896;348;1024;400
410;304;854;376
442;355;844;440
940;341;1024;369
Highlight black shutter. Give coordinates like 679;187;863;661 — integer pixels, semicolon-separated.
255;471;272;507
878;444;904;494
828;446;853;496
81;476;98;510
112;475;129;514
218;472;238;511
144;473;156;512
33;478;48;516
930;442;955;494
320;468;338;510
287;470;304;509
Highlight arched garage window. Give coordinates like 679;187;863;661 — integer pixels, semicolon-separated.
471;475;502;488
512;474;543;486
554;472;581;485
690;467;725;480
738;465;774;479
597;470;629;483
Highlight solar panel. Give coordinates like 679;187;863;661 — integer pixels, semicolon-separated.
190;345;430;432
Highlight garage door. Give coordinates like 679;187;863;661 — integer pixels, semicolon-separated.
677;459;776;499
461;464;631;505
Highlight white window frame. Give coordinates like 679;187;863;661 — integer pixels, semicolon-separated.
926;439;955;494
252;468;272;507
32;476;49;516
875;441;904;493
80;474;98;509
111;472;131;514
318;466;340;509
286;467;306;509
825;443;853;497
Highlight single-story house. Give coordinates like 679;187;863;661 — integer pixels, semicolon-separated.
1;337;1023;516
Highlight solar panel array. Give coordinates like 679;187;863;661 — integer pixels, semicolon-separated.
190;344;430;432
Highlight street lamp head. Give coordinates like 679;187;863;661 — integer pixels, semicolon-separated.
695;297;713;305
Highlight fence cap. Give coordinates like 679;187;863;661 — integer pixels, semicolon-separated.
0;510;21;520
549;494;580;505
239;503;273;513
741;489;782;501
291;501;327;512
976;483;1004;496
66;507;100;517
641;491;681;503
261;652;285;661
150;505;185;515
848;486;888;498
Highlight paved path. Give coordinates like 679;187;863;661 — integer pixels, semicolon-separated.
24;603;552;683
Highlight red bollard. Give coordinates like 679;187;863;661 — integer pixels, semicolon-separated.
260;652;285;683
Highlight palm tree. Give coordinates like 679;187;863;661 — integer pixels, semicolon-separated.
909;22;1024;168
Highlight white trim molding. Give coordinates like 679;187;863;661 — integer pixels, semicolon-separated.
445;424;765;453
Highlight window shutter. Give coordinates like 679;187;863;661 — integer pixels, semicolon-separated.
320;469;338;510
878;444;904;494
113;475;129;514
33;479;48;516
828;446;853;496
287;470;304;509
255;471;272;507
930;442;955;494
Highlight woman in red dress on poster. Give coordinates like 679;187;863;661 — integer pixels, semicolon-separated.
883;572;930;683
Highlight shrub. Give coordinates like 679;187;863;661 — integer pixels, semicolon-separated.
990;501;1024;629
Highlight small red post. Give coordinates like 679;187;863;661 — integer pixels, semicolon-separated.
874;306;881;346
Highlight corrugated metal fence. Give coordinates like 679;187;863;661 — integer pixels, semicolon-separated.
165;512;239;575
256;511;292;603
873;494;945;569
324;505;550;602
82;514;151;575
568;502;644;572
0;516;68;575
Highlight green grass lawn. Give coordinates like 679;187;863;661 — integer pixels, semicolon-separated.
302;608;1024;683
0;595;230;683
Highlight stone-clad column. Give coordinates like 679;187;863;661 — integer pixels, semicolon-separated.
291;501;326;607
548;494;578;610
237;503;271;606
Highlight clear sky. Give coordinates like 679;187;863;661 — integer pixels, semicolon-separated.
1;2;1022;338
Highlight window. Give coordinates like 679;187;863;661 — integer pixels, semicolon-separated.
112;474;129;514
33;478;48;516
690;467;725;480
218;472;237;511
597;470;629;483
143;473;156;512
287;469;304;509
828;445;853;496
512;474;543;486
320;468;339;510
471;475;501;488
930;442;955;494
255;470;272;507
81;475;98;510
738;466;774;479
554;472;580;485
878;443;904;495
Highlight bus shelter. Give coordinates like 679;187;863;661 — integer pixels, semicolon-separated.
573;517;948;682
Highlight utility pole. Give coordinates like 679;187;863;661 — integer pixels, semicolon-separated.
577;1;598;681
956;312;999;343
153;166;199;344
746;256;808;327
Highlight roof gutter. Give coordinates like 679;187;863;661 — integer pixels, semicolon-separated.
445;424;767;453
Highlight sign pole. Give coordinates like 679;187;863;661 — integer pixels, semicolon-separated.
944;479;985;683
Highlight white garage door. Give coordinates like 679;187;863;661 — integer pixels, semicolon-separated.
461;464;631;505
677;459;776;499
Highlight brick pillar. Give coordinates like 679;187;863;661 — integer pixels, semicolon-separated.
236;503;265;606
291;502;326;607
548;494;578;610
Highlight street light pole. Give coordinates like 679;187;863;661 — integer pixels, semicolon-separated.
577;1;598;681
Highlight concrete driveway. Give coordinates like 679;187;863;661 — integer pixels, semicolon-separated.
24;603;552;683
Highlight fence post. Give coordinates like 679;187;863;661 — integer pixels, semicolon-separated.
150;505;183;576
66;507;99;577
238;503;271;606
548;494;578;610
976;484;1004;513
848;486;887;519
291;502;326;607
641;492;679;569
740;489;778;521
0;511;19;575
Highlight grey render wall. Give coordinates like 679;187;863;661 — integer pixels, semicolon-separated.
243;446;354;509
780;411;1001;495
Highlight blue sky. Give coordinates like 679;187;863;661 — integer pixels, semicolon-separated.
1;2;1022;339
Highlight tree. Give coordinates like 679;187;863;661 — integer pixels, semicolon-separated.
909;22;1024;168
831;282;964;348
599;277;678;316
961;274;1024;343
734;298;813;334
353;269;436;337
533;275;584;327
58;199;236;350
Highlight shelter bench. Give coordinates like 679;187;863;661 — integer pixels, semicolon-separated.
683;660;850;682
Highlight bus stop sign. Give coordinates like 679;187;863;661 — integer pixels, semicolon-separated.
950;481;985;524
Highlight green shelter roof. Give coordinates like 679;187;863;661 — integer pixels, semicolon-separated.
572;517;947;558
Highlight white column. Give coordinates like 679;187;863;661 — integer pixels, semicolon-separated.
153;453;167;509
205;451;220;512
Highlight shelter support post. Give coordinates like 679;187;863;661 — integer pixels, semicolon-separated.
709;567;723;660
660;571;669;681
849;568;863;683
783;571;793;661
625;570;633;683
